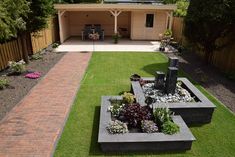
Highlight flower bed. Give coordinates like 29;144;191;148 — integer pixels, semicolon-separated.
98;96;196;152
131;77;216;124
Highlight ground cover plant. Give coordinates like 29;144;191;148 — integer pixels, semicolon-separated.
54;52;235;157
0;77;9;89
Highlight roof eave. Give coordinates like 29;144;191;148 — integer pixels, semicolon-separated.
54;3;177;11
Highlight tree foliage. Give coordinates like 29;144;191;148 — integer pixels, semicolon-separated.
26;0;54;33
54;0;98;3
0;0;29;42
162;0;178;4
174;0;189;17
184;0;235;63
163;0;189;17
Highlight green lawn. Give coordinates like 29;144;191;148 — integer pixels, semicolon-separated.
54;52;235;157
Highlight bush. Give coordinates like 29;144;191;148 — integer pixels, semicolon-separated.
164;29;172;37
162;121;180;135
31;53;43;60
121;103;152;128
153;107;174;125
122;92;135;104
141;120;158;133
0;78;9;89
52;42;60;49
112;33;121;44
108;99;125;117
8;60;26;74
106;120;128;134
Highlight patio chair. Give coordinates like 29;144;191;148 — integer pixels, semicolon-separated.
81;24;93;40
94;24;104;40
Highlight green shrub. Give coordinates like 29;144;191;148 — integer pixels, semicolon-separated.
141;120;158;133
164;29;172;37
106;120;128;134
108;99;125;117
122;92;135;104
8;60;26;74
153;107;174;125
112;33;121;44
52;42;60;48
0;78;9;89
162;121;180;135
31;53;43;60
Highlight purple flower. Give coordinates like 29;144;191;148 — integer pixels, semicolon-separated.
25;72;41;79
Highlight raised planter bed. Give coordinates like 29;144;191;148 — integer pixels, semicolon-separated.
131;77;216;124
98;96;196;152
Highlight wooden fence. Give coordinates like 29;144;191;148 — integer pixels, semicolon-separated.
172;17;184;43
172;17;235;72
0;17;59;71
31;18;59;54
0;38;24;70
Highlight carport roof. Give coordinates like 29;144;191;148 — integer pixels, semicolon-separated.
54;3;176;11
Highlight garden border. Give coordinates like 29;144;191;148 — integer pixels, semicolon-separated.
98;96;196;152
131;77;216;124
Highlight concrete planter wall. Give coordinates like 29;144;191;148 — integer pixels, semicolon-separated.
98;96;196;152
131;77;216;124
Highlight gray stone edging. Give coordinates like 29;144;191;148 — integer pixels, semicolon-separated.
131;77;216;124
98;96;196;152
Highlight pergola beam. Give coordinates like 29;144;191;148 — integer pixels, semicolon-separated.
109;10;122;34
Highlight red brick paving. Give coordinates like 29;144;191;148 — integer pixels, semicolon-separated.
0;52;92;157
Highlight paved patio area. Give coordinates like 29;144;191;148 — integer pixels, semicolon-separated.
0;52;91;157
56;37;161;52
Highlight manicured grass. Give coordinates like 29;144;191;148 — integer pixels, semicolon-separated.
54;52;235;157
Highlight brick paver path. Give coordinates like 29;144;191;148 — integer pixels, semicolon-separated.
0;52;92;157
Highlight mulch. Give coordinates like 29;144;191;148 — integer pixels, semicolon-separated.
166;51;235;113
0;48;65;121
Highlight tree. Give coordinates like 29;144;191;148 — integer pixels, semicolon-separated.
174;0;189;17
26;0;54;33
162;0;178;4
184;0;235;63
163;0;189;17
0;0;29;43
19;0;54;63
54;0;97;3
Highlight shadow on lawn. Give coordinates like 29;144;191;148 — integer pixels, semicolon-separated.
142;62;168;76
142;62;202;87
89;106;188;156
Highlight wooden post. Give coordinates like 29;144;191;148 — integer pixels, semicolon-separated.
58;10;66;43
169;11;173;31
166;11;173;30
109;10;122;34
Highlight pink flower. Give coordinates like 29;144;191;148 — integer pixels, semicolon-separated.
25;72;41;79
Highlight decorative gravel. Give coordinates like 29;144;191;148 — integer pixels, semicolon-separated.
142;82;195;103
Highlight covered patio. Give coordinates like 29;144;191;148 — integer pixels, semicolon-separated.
55;37;162;52
55;3;176;43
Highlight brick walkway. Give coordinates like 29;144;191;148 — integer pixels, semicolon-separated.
0;52;92;157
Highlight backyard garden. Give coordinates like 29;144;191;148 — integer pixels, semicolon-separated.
54;52;235;157
0;0;235;156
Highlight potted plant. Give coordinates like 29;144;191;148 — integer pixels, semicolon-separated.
112;33;121;44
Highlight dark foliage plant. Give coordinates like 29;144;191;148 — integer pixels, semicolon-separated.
120;103;152;128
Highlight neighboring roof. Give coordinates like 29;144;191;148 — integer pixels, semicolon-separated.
54;3;177;11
